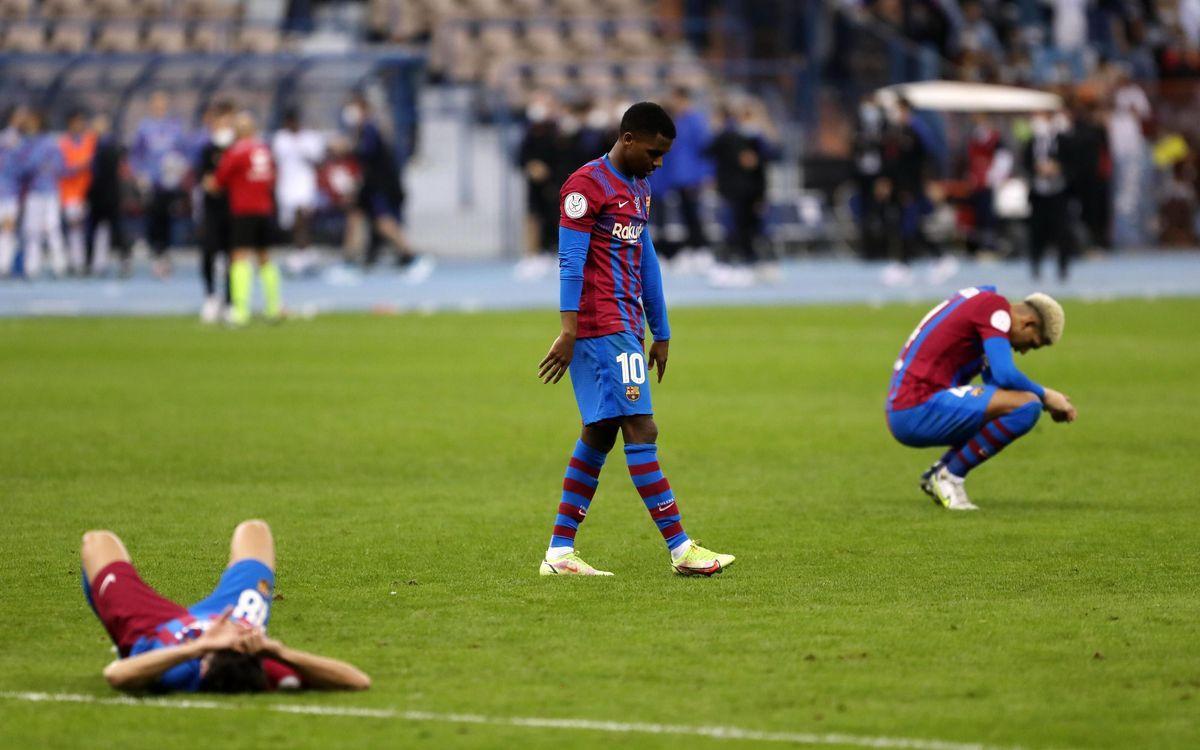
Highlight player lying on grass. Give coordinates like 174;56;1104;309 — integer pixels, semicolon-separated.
537;102;734;577
886;286;1077;510
82;519;370;693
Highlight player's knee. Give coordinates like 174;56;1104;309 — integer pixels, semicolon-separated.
1007;396;1042;434
236;519;271;536
81;529;117;551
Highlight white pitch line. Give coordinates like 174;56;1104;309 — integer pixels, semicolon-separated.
0;691;1021;750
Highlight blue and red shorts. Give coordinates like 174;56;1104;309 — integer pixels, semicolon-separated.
569;331;654;425
887;384;997;448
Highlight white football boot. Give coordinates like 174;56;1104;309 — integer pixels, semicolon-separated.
928;466;979;511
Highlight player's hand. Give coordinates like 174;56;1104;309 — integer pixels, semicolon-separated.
196;607;241;651
234;626;269;656
1043;388;1076;423
647;340;669;383
538;332;575;384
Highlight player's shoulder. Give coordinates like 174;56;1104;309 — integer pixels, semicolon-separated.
956;285;1008;310
562;159;605;189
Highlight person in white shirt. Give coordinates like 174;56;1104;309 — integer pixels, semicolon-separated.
272;109;324;259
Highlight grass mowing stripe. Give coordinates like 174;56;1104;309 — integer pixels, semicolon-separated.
0;692;1023;750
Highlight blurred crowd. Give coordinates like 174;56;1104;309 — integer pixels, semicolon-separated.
0;90;428;311
516;87;779;288
850;60;1176;284
824;0;1200;87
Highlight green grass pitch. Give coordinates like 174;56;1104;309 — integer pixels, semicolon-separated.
1;299;1197;749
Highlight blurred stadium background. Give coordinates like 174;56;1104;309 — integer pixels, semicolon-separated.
2;0;1200;316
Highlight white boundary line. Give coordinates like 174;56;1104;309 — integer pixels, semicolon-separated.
1;691;1021;750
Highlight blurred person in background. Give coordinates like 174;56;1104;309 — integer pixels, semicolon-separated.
59;109;97;275
705;100;772;288
853;96;888;261
1107;64;1152;247
131;91;189;279
516;93;560;280
19;109;67;279
195;100;236;324
272;108;324;273
0;105;26;277
216;111;281;326
1069;97;1111;252
86;113;131;278
962;113;1010;256
880;98;957;286
649;87;712;269
342;93;431;281
1024;109;1078;281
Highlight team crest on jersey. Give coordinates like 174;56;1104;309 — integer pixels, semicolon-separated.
971;387;984;397
564;192;588;219
626;385;641;402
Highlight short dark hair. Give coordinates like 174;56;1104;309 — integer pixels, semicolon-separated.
200;650;268;693
619;102;676;140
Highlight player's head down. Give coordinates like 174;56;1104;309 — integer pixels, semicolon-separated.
617;102;676;178
1010;293;1065;353
200;649;268;693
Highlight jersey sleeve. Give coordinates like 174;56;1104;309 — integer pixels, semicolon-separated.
640;229;670;340
138;642;202;693
972;293;1013;342
559;172;604;233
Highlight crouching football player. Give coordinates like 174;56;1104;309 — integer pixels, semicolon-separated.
885;287;1077;510
82;519;370;693
537;102;734;576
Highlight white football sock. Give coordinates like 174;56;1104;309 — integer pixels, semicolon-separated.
546;546;573;560
670;540;692;562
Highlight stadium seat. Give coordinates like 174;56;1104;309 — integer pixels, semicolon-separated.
144;20;188;53
39;0;94;21
238;23;282;53
2;20;45;52
189;20;233;52
0;0;31;22
92;0;141;21
48;20;94;53
93;19;142;52
181;0;240;22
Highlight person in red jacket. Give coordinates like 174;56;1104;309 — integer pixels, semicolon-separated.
215;111;281;325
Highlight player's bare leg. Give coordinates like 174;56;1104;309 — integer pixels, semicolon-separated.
618;415;735;576
228;519;275;571
81;530;132;584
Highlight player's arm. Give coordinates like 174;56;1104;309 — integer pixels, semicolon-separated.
982;338;1075;420
982;337;1043;398
250;635;371;691
539;226;588;384
640;228;670;383
102;609;242;691
102;639;208;692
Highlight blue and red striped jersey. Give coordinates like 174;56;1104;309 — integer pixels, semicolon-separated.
888;286;1012;411
559;155;653;339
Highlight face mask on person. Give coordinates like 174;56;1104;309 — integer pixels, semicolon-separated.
341;105;363;128
1030;117;1050;138
558;115;580;136
213;127;234;147
585;109;608;131
526;103;549;123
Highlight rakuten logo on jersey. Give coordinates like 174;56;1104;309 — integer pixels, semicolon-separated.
611;222;644;243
